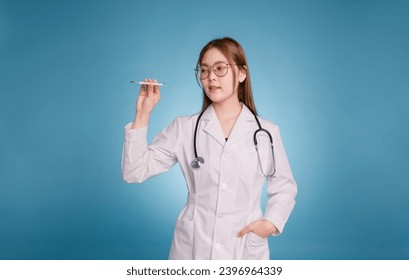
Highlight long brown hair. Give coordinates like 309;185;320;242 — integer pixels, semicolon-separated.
196;37;257;115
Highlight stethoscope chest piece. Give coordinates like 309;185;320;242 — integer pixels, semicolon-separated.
191;157;205;169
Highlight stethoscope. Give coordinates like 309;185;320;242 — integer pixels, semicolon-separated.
191;109;277;177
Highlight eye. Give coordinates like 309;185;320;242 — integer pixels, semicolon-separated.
215;64;227;72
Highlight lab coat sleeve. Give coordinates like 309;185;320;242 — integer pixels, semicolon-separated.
121;119;181;183
263;125;297;236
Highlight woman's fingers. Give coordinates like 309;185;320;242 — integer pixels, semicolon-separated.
237;220;278;238
147;78;154;96
144;79;160;99
147;79;160;105
236;225;252;238
136;78;161;113
139;78;148;94
153;79;161;96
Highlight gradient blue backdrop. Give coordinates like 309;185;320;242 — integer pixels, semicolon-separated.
1;0;408;259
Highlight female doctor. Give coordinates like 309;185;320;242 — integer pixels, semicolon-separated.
122;37;297;260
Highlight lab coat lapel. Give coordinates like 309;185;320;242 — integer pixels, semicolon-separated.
201;105;226;147
226;104;254;146
201;103;255;147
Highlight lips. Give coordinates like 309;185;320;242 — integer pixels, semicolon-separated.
209;85;221;90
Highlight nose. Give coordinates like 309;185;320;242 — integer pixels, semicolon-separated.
207;67;217;81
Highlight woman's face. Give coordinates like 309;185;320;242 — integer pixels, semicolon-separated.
200;48;246;105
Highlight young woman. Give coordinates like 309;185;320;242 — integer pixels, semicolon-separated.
122;37;297;260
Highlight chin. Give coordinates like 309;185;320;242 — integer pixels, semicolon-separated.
206;93;224;103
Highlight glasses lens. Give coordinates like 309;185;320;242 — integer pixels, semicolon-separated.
197;62;229;80
199;66;209;80
214;62;228;77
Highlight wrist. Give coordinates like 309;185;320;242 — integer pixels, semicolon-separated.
132;111;150;129
262;219;278;235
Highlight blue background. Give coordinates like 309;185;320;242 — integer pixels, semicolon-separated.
1;0;408;259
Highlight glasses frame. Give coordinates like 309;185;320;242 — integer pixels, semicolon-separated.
194;62;239;88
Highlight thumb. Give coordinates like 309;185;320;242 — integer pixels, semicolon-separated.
236;224;252;238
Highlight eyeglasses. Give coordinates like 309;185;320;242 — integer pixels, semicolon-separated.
194;62;233;80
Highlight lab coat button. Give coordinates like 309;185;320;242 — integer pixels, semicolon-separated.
221;183;227;189
215;243;221;250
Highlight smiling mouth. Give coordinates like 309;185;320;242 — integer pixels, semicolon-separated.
209;86;221;90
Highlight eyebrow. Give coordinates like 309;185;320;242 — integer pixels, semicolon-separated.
200;60;229;66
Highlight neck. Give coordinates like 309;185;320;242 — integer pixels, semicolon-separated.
212;97;242;122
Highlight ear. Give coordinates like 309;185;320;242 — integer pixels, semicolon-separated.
239;65;247;83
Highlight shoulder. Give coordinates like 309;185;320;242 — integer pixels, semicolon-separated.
173;112;201;125
165;112;201;132
256;115;279;133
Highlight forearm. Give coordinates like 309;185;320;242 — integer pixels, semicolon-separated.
122;117;181;184
264;176;297;235
131;111;151;129
122;124;149;183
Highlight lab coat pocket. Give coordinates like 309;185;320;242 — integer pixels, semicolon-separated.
169;204;196;260
169;219;194;259
241;232;269;260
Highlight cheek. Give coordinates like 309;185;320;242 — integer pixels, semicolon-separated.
221;76;235;91
221;82;232;91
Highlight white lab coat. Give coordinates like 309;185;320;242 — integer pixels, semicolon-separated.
122;103;297;260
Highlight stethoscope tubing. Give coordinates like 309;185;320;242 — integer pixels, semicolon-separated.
191;108;277;177
193;110;206;159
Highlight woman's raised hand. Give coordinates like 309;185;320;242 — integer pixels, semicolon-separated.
132;78;161;129
136;78;161;114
